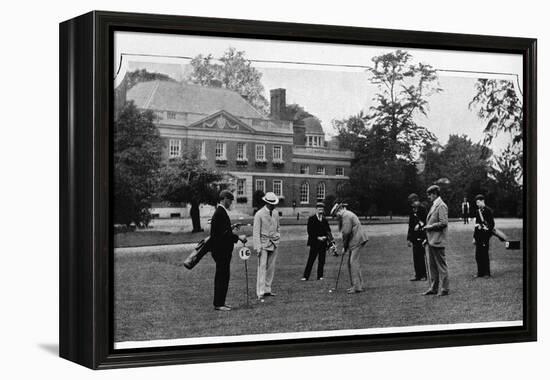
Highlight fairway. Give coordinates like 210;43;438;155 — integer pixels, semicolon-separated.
114;224;523;344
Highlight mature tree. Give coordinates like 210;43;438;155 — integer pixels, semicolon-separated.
489;145;523;217
335;114;419;215
114;102;163;227
189;47;269;114
469;79;523;180
335;50;441;215
422;135;494;216
365;50;441;162
157;149;232;232
125;69;175;90
469;79;522;146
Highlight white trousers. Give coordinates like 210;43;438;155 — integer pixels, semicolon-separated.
256;248;279;297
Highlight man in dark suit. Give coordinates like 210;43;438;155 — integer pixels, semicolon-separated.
406;194;427;281
210;190;247;311
302;202;334;281
472;194;495;278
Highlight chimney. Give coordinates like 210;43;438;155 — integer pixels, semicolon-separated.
270;88;286;120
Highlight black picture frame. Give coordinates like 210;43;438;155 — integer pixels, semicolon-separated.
59;10;537;369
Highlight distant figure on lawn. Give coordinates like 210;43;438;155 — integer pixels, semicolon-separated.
423;185;450;297
210;190;247;311
406;193;427;282
472;194;495;278
461;197;471;224
331;202;368;294
253;192;281;302
302;202;334;281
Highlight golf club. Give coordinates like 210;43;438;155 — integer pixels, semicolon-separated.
329;249;346;293
238;243;252;308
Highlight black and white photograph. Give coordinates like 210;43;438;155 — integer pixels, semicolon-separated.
3;0;548;377
112;31;526;349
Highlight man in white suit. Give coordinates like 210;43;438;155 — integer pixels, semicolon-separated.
253;192;281;302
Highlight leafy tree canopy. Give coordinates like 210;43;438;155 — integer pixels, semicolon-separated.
114;102;163;226
189;47;269;114
125;69;176;90
157;150;231;206
469;79;523;181
469;79;522;147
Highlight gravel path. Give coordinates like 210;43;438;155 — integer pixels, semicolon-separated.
115;218;522;255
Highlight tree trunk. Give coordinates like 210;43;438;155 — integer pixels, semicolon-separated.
190;200;203;232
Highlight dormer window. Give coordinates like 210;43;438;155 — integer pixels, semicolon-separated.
306;135;324;147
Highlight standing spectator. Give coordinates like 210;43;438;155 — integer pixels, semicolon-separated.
331;203;369;294
302;202;334;281
423;185;450;297
472;194;495;278
461;197;470;224
407;193;427;281
253;192;281;302
210;190;247;311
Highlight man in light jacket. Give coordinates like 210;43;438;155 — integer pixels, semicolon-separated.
423;185;450;296
331;203;369;293
253;192;281;302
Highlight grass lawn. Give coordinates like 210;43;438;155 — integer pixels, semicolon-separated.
114;228;523;343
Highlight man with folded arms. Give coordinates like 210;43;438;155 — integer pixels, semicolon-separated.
331;202;368;294
422;185;450;297
210;190;247;311
253;192;281;302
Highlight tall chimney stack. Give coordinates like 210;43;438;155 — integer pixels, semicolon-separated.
270;88;286;120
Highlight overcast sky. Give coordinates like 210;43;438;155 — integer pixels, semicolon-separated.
114;31;523;153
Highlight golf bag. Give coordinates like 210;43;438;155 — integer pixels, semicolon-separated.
183;236;212;269
183;223;244;270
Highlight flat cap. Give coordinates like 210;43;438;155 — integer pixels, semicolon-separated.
426;185;440;195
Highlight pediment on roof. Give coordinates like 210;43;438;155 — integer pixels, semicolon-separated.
187;110;255;133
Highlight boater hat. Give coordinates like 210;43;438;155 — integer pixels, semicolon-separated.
262;192;279;205
330;202;347;216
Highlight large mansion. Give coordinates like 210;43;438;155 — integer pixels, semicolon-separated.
123;80;354;217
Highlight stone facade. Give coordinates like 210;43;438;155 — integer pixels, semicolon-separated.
125;81;354;217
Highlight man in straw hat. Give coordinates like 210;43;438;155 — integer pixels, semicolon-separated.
330;202;369;293
423;185;450;297
253;192;281;302
301;202;334;281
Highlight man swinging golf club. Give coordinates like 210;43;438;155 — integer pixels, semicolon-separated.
253;192;281;302
331;202;369;294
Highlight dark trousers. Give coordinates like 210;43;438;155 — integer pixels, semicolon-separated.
412;242;427;279
212;250;232;307
475;243;491;276
462;213;469;224
303;245;326;280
